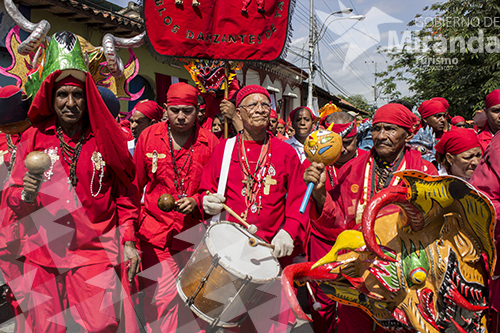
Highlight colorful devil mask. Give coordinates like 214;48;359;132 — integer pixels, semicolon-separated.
282;171;496;332
183;59;242;94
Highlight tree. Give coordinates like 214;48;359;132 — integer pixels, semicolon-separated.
378;0;500;118
343;94;374;115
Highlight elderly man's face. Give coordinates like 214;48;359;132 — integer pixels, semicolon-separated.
53;85;86;125
372;122;412;161
237;93;271;131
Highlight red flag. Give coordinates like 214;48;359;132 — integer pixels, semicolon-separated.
144;0;293;61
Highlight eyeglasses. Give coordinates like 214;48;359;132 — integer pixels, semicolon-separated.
239;102;272;111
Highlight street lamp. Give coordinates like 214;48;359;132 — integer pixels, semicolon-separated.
306;4;366;110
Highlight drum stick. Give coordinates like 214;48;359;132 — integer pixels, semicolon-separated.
206;191;258;234
248;237;275;249
306;282;322;311
299;182;314;214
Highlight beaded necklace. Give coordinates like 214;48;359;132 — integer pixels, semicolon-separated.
372;150;404;193
5;134;19;181
237;133;272;218
168;124;195;199
56;124;86;191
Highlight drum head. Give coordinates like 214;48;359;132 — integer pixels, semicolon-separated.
206;222;279;283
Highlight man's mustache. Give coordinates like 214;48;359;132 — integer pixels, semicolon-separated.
375;139;393;147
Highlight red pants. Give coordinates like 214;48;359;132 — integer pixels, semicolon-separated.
24;259;119;333
139;240;203;333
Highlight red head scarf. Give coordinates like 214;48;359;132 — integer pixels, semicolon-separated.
270;109;278;119
450;115;465;125
278;118;286;126
133;100;163;121
435;128;480;155
372;104;419;131
418;100;447;120
0;85;22;98
319;115;357;137
288;106;316;123
485;89;500;109
236;85;270;107
166;82;199;106
28;69;135;187
431;97;449;110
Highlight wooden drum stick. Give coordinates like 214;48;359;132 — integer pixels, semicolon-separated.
206;191;258;234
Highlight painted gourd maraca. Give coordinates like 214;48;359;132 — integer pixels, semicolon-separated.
304;122;354;166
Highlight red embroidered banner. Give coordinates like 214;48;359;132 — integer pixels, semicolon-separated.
144;0;293;61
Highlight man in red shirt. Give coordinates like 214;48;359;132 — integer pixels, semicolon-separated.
477;89;500;152
134;82;219;332
199;85;309;332
304;103;437;332
6;65;140;332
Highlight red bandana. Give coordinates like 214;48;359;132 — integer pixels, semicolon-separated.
330;121;357;138
450;115;465;125
270;109;278;119
133;100;163;121
435;127;480;155
431;97;449;110
485;89;500;109
372;104;418;131
28;69;135;187
236;85;270;107
54;75;85;90
166;82;199;106
418;100;446;119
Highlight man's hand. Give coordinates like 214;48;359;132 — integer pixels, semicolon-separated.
220;99;243;132
271;230;294;258
124;241;141;285
303;162;327;213
175;197;197;214
203;193;225;215
22;172;44;202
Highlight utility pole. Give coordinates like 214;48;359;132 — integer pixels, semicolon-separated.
307;0;314;110
365;61;386;108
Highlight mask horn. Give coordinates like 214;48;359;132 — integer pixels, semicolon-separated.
102;32;146;77
4;0;50;55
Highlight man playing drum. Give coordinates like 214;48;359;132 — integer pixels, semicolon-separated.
199;84;309;332
133;82;219;332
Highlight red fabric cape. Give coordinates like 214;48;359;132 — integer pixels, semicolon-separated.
28;70;135;187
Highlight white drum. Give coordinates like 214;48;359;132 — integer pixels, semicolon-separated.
176;221;280;327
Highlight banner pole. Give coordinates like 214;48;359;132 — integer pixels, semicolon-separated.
224;61;229;139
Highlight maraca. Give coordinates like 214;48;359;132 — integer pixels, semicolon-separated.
158;193;176;212
299;122;354;213
23;151;51;203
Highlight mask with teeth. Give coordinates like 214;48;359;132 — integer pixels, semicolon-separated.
282;171;496;332
304;122;354;166
183;59;242;95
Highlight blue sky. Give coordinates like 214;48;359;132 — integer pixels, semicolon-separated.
108;0;437;104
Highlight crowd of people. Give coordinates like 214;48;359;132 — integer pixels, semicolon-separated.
0;59;500;333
